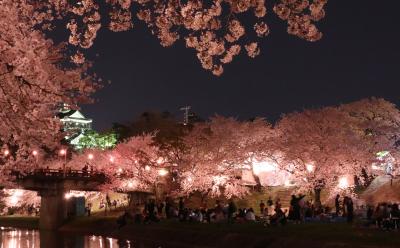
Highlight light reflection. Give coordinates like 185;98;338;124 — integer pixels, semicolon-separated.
0;229;123;248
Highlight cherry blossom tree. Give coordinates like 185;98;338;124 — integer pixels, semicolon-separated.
0;0;97;184
276;98;400;205
53;134;166;193
276;106;368;205
176;116;274;199
339;98;400;178
19;0;328;75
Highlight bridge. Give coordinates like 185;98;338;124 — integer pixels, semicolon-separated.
11;168;108;230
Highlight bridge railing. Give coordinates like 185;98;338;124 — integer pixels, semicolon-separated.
10;168;107;182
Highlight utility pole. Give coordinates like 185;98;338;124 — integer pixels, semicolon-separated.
180;106;191;125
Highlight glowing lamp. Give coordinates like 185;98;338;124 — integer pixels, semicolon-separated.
88;153;94;160
156;157;164;164
127;181;136;188
3;149;10;156
306;164;314;172
109;156;115;163
252;160;276;176
32;150;38;156
158;168;168;176
338;177;349;189
59;149;66;155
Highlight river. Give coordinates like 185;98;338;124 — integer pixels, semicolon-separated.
0;227;155;248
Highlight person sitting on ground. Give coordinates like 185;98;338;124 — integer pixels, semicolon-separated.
228;200;237;220
270;206;287;226
245;208;256;221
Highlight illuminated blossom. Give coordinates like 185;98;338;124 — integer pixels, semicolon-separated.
245;42;260;58
254;22;270;37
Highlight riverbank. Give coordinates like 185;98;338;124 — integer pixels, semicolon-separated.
1;216;400;247
59;218;400;248
0;216;38;229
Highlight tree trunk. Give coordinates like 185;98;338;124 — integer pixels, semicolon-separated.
252;172;262;192
314;188;322;207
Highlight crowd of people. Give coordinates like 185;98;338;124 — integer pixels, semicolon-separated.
364;203;400;230
114;193;400;232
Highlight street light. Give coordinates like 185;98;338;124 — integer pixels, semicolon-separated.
158;168;168;176
32;150;38;168
87;153;94;160
59;149;67;176
3;149;9;156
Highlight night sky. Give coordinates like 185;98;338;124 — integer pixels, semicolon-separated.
76;0;400;131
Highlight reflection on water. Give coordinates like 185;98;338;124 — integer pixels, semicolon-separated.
0;227;135;248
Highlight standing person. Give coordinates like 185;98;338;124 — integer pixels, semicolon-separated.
148;199;157;222
346;197;354;223
157;201;164;217
165;198;171;218
335;194;341;216
87;202;92;216
267;197;274;215
179;197;184;215
289;195;297;221
228;200;237;220
298;194;306;223
259;200;265;216
275;198;282;212
342;196;348;217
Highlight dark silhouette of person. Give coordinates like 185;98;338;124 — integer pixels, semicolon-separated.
335;194;340;216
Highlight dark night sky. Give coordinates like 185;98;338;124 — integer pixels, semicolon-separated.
75;0;400;131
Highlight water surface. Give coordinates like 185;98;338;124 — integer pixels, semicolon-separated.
0;227;138;248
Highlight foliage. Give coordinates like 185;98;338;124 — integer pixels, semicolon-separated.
77;130;118;150
0;0;97;184
7;0;329;76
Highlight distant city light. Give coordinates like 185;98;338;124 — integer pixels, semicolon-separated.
88;153;94;160
3;149;9;156
59;149;66;155
32;150;38;156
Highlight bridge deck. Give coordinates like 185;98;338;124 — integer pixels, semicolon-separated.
11;168;108;191
12;168;107;181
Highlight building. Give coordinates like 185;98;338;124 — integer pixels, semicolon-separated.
57;105;93;147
